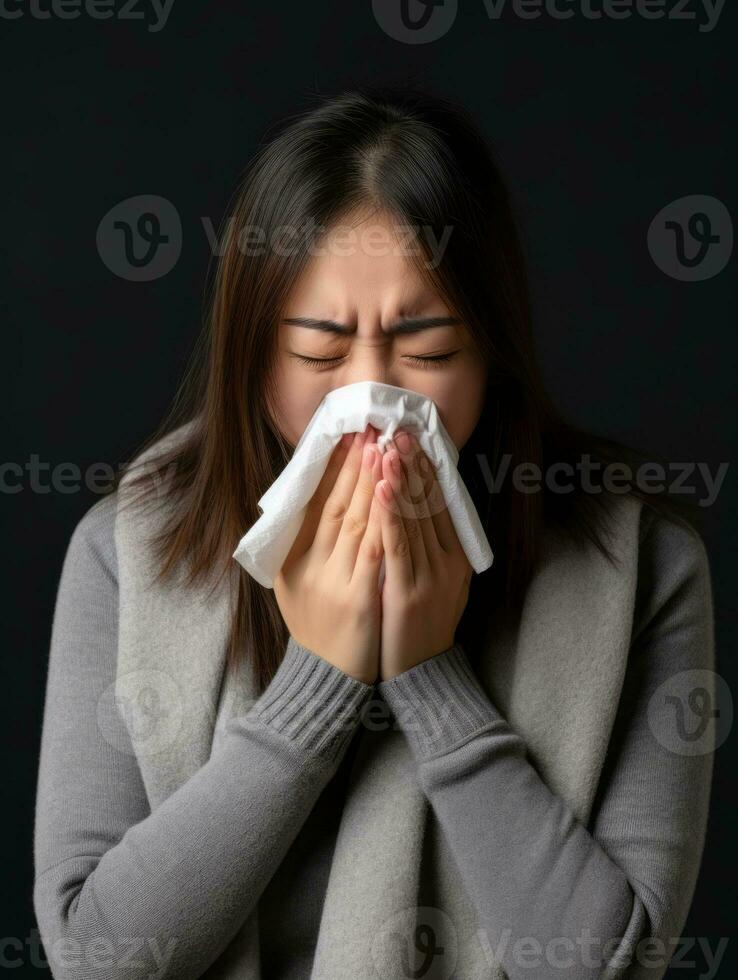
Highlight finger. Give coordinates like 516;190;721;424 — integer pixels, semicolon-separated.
310;428;368;562
352;487;384;593
407;432;458;560
376;476;415;590
400;431;445;565
289;431;354;558
389;431;431;575
333;427;384;578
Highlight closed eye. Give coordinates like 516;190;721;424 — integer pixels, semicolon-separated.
290;351;460;369
290;354;343;368
404;352;459;369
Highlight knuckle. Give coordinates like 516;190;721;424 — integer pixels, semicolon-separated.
393;537;410;560
408;586;430;612
396;488;417;514
354;477;377;504
361;538;383;563
404;593;420;615
404;518;421;541
343;511;367;538
323;498;347;524
426;484;445;514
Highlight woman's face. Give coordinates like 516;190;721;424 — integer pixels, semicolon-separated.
267;210;488;451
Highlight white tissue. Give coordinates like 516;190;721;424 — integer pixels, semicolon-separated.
232;380;494;588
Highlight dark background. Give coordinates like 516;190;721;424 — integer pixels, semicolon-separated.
4;1;736;975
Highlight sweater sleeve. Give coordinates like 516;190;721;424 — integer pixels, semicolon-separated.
377;513;716;980
33;494;375;980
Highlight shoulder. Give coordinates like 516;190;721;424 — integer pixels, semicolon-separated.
50;495;121;687
631;501;713;652
114;419;198;532
636;502;711;596
63;491;119;590
59;420;195;587
586;491;710;589
119;418;197;489
559;492;713;642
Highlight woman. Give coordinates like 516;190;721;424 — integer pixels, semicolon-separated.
33;86;715;980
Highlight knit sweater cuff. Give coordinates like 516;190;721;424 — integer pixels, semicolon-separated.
248;635;375;764
377;643;507;761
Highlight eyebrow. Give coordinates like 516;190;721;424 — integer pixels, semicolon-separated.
281;315;461;336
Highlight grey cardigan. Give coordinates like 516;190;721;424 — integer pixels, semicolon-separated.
33;450;715;979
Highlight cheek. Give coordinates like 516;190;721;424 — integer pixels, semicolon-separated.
268;359;333;448
423;365;487;451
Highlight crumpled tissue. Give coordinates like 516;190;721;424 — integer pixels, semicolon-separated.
232;380;494;588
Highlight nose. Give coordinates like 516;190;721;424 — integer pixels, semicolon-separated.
340;341;392;392
337;343;402;442
345;369;391;393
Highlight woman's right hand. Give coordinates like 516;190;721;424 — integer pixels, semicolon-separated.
274;425;385;685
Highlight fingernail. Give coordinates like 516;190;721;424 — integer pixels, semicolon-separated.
395;431;411;453
353;431;364;448
363;444;375;468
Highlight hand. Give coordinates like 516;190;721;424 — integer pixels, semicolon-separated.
274;425;385;685
374;429;473;681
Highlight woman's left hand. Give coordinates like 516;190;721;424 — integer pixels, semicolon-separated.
373;428;473;681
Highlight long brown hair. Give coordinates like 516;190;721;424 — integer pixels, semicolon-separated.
109;84;695;694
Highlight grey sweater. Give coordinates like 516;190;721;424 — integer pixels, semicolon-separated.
33;491;714;979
